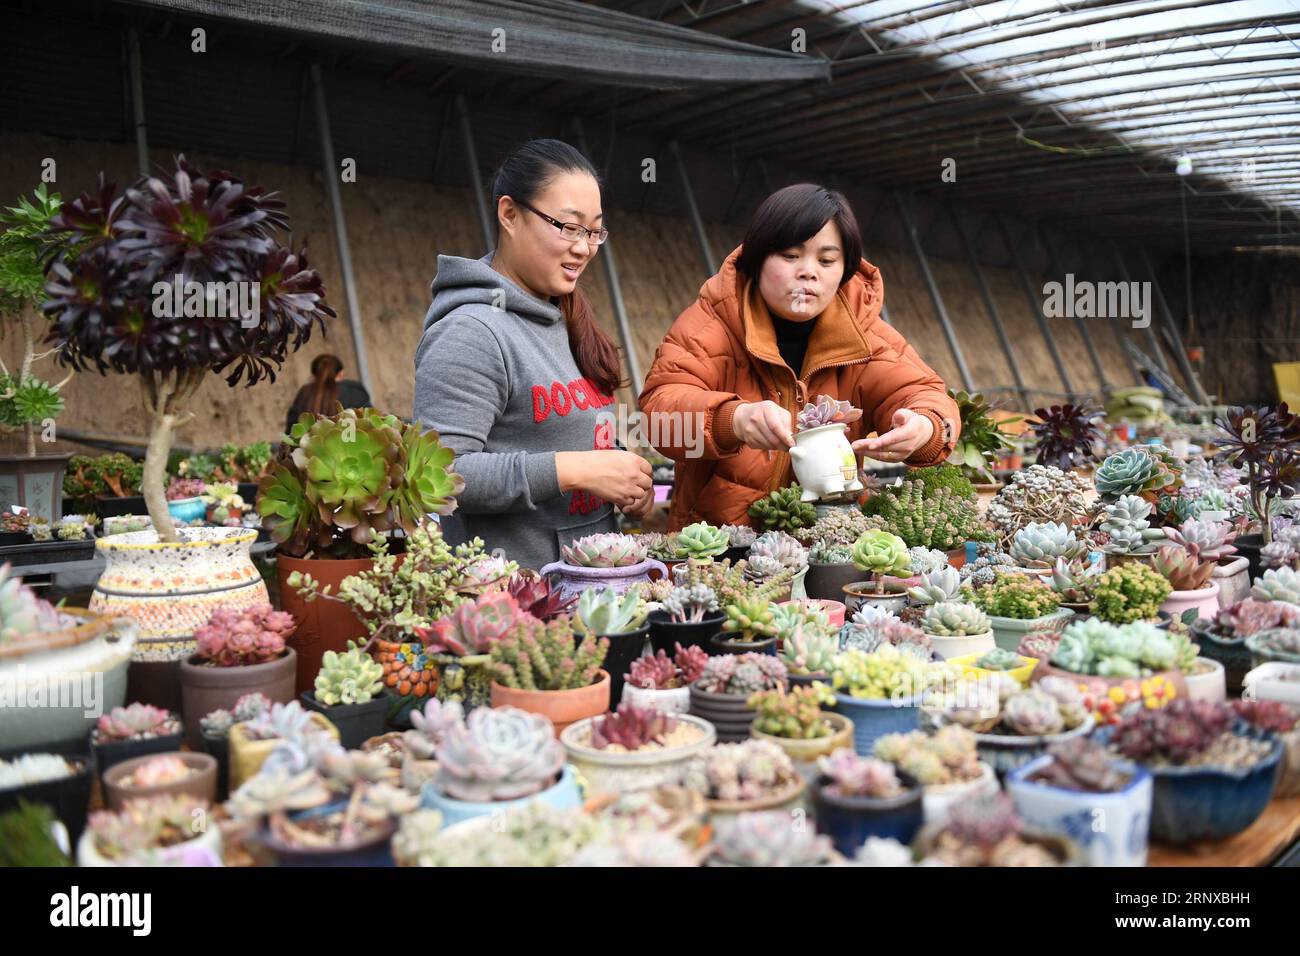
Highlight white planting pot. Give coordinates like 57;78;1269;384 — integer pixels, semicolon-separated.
924;629;996;661
1184;657;1226;704
788;424;863;502
1242;662;1300;706
922;761;997;824
621;683;692;715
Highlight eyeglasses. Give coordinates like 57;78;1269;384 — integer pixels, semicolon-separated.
513;198;609;245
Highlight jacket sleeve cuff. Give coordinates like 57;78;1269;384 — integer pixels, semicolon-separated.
525;451;561;505
905;409;950;467
712;400;744;453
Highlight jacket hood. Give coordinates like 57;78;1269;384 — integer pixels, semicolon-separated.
698;244;886;343
423;250;563;333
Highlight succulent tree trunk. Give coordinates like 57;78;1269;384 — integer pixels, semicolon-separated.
141;368;206;543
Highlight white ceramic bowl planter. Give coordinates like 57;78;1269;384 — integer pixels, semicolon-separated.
1006;757;1153;867
77;823;224;867
621;682;692;715
1242;662;1300;707
921;762;998;824
560;714;716;794
788;424;864;502
925;630;996;661
1184;657;1226;704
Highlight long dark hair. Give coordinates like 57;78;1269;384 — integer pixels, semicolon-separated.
491;139;625;396
293;353;342;416
737;184;863;288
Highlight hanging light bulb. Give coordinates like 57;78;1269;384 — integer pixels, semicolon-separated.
1175;154;1193;176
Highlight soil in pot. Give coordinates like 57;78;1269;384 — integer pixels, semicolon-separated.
179;649;298;748
647;609;726;656
812;773;924;855
300;690;392;750
709;633;777;657
262;801;397;867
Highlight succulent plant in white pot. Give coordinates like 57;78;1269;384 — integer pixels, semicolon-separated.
921;601;995;660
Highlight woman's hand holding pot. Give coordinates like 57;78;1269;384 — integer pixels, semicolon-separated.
557;450;653;511
732;400;795;451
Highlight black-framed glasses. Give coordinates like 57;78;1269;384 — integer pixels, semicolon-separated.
513;198;609;245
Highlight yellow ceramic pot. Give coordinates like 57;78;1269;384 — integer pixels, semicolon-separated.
228;711;338;790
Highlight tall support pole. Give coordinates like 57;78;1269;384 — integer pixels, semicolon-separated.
1000;218;1073;398
1085;242;1142;383
1109;242;1170;376
952;208;1029;408
310;63;373;397
126;26;149;177
1138;247;1211;405
1038;226;1108;392
671;140;715;275
572;119;643;391
895;193;974;392
456;93;494;254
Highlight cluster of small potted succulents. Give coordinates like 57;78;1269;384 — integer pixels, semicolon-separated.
14;392;1300;870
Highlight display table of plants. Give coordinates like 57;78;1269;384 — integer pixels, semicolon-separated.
8;379;1300;866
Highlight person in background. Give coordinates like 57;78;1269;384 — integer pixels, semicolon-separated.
639;183;959;530
285;353;371;433
413;139;654;569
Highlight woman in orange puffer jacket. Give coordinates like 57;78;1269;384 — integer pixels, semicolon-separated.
639;183;960;531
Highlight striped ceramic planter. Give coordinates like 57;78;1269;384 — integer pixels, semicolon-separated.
90;527;269;640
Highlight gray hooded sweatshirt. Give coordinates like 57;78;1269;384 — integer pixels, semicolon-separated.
414;251;617;569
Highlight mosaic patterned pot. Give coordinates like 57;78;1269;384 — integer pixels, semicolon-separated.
372;640;494;711
90;527;268;639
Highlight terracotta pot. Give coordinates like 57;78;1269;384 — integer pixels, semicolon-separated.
179;649;297;748
103;751;217;810
277;553;377;695
90;527;268;642
489;669;611;735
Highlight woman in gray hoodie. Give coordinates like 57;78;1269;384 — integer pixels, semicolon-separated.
414;140;654;569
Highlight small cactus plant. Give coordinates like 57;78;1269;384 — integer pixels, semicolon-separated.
435;705;566;802
970;571;1062;620
94;703;181;743
921;601;990;637
488;616;609;691
314;640;385;706
748;682;836;739
561;533;647;568
817;749;905;798
676;522;730;560
1010;521;1086;568
574;587;649;637
1089;563;1171;624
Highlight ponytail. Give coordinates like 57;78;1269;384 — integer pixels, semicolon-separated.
299;354;342;416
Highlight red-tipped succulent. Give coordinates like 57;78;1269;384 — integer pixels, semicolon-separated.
590;702;677;750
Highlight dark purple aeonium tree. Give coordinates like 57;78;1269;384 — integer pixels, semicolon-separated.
41;156;335;542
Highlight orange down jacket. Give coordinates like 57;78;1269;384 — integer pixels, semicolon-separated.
639;245;960;531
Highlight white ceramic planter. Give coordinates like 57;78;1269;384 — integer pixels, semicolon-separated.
1006;756;1152;867
77;823;223;866
1184;657;1226;704
1213;557;1250;609
921;761;997;824
90;527;269;640
842;582;909;616
1158;581;1219;624
621;682;692;715
560;714;716;794
788;423;864;502
924;629;996;661
1242;662;1300;706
